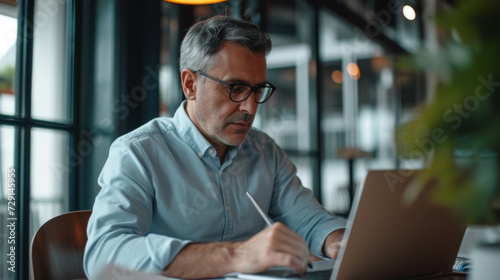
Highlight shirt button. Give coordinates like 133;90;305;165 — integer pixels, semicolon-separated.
209;148;214;154
220;171;223;176
198;152;202;157
225;206;230;211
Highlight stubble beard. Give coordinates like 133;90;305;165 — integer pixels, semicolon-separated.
196;109;254;148
194;86;255;148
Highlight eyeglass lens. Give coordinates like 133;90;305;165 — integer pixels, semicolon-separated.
231;85;273;103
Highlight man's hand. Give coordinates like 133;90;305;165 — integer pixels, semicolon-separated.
231;222;311;274
163;222;311;279
322;229;346;259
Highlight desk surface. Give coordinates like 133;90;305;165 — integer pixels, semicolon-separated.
426;275;466;280
94;264;468;280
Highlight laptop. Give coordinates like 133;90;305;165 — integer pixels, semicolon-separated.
234;170;468;280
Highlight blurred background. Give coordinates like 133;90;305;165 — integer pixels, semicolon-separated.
1;0;496;279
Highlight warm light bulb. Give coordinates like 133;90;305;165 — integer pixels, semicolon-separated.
331;70;343;84
403;5;416;21
346;63;360;78
164;0;227;5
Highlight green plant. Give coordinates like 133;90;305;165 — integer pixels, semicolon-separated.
398;0;500;224
0;64;15;92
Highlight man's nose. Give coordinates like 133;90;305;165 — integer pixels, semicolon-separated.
239;92;258;114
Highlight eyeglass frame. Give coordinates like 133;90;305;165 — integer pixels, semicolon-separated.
192;70;276;104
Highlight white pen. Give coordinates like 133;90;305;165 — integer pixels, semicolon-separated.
246;191;273;227
245;191;313;269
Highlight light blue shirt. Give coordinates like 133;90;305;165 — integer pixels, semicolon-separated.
84;102;346;278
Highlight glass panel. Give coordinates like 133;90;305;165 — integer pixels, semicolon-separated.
31;0;69;122
159;2;181;117
30;128;69;241
334;0;421;52
266;0;313;47
159;1;232;117
256;2;314;150
257;67;298;150
319;8;401;215
319;7;427;215
290;155;313;192
394;67;427;170
0;125;16;280
253;0;316;202
0;4;17;116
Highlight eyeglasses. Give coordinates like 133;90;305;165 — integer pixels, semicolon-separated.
193;70;276;104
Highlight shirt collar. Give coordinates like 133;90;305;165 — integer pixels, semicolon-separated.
173;101;242;159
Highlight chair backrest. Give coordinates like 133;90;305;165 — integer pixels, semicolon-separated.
30;210;92;280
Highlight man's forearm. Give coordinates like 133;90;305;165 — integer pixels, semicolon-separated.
163;223;312;278
162;242;237;279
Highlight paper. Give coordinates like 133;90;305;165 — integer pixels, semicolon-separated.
94;264;182;280
231;260;335;280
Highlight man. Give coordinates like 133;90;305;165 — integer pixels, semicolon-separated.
84;16;345;279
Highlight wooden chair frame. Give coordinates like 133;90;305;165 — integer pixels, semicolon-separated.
30;210;92;280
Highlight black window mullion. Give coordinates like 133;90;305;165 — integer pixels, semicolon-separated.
14;0;35;279
311;1;323;205
67;0;79;211
0;116;73;130
15;123;30;280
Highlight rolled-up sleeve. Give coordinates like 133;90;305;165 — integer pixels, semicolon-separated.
83;138;191;278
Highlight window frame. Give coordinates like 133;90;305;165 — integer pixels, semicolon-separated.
0;1;80;279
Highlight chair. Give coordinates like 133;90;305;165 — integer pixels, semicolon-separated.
30;210;92;280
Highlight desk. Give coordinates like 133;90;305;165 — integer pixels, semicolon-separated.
95;264;468;280
424;274;466;280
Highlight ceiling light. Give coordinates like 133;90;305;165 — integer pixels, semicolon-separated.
164;0;227;4
403;5;416;21
346;63;360;77
331;70;343;84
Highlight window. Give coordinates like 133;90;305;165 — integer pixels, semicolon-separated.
318;8;425;215
319;8;389;214
156;1;426;217
256;2;426;216
159;1;234;117
0;1;78;279
0;2;19;279
0;3;16;115
255;0;318;196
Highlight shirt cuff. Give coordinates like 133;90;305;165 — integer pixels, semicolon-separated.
311;218;347;258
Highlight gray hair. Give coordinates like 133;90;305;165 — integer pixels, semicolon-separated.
179;16;272;73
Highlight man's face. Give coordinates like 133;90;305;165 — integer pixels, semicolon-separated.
186;42;267;149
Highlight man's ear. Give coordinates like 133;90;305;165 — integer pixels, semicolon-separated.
181;69;198;100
